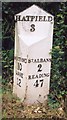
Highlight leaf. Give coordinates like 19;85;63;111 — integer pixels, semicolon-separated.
4;65;8;68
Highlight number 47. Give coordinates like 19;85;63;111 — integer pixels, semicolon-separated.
34;79;44;87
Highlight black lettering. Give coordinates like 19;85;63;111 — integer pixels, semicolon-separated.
16;71;23;78
36;75;38;79
30;16;35;21
28;59;31;63
39;74;43;78
38;64;42;72
32;75;35;79
22;16;27;21
40;79;44;87
44;73;49;77
22;58;27;63
46;58;50;62
37;59;39;62
34;79;44;87
34;80;39;87
39;16;43;21
40;58;44;62
30;24;35;32
17;78;21;87
34;59;37;63
28;75;31;79
26;16;30;21
35;16;38;21
15;15;21;22
31;59;34;62
48;16;53;22
15;15;53;22
44;16;47;21
18;62;22;71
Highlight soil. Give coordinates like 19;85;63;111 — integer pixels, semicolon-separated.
2;83;67;119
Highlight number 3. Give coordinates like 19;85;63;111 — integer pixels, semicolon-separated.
30;24;35;32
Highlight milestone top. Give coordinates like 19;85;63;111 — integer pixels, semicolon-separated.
15;5;54;46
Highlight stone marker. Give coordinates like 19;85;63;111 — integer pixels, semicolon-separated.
13;5;54;104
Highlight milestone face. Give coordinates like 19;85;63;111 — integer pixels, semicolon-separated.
13;5;54;104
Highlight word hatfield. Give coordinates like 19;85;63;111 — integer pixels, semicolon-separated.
15;15;53;22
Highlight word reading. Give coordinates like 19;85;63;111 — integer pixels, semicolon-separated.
28;73;49;80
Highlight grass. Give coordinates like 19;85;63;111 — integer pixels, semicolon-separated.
2;82;67;119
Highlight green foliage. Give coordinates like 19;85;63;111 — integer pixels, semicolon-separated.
2;2;67;107
48;95;60;109
50;2;67;106
2;49;14;82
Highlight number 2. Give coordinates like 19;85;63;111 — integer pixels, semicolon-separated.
38;64;42;72
17;78;21;87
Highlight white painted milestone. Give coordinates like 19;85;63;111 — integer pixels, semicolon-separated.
13;5;54;104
